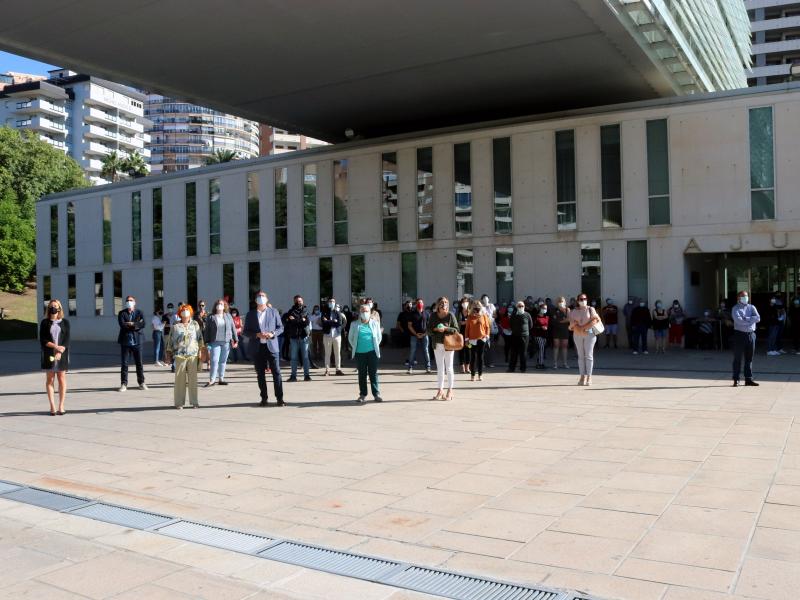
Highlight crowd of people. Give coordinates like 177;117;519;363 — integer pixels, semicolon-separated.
40;288;800;413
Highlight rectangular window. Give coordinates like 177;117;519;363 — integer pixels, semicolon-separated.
496;248;514;305
152;187;163;259
581;243;601;300
102;196;112;263
131;191;142;261
67;273;77;316
556;130;577;231
209;178;221;254
247;172;260;252
248;261;260;302
351;254;365;307
113;270;122;313
456;249;474;299
600;125;622;228
43;275;51;305
50;204;58;268
646;119;670;225
416;147;433;239
627;240;648;302
94;272;104;316
303;164;317;247
185;182;197;256
382;153;398;241
493;137;512;234
66;202;76;266
319;257;333;301
401;252;417;300
275;167;288;249
333;159;348;245
222;263;234;305
187;265;198;309
749;106;775;220
454;143;472;237
152;268;163;313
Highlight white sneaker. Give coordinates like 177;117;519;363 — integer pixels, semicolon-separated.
643;351;649;355
767;351;779;356
118;384;127;392
139;383;148;391
778;349;787;354
357;395;366;404
632;351;639;355
407;368;412;374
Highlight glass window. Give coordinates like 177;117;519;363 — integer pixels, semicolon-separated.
152;187;163;259
319;257;333;301
416;148;433;239
333;159;348;245
556;130;577;230
493;137;512;234
627;240;648;302
456;249;474;298
113;270;122;313
185;182;197;256
382;153;398;241
401;252;417;300
303;164;317;247
67;273;76;316
581;243;601;300
152;268;163;313
222;263;234;305
496;248;514;305
454;143;472;237
102;196;112;264
350;254;365;307
94;272;104;316
275;167;288;249
248;261;260;303
131;191;142;261
43;275;51;306
247;172;260;252
600;125;622;228
187;265;198;309
66;202;76;266
50;204;58;268
749;107;775;220
646;119;670;226
209;178;220;254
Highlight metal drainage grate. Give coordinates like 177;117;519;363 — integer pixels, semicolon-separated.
385;566;563;600
0;481;21;495
155;520;272;554
1;487;89;511
68;502;173;530
259;541;399;581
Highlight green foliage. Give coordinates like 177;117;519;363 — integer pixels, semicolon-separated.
100;150;125;182
122;150;148;178
205;149;239;165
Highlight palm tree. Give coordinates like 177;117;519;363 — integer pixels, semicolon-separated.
205;149;239;165
122;151;148;178
100;151;125;183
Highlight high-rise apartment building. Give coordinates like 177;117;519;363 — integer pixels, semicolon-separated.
747;0;800;85
0;71;45;91
0;68;150;184
258;124;328;156
145;95;260;173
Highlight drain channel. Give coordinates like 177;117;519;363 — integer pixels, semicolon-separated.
0;480;600;600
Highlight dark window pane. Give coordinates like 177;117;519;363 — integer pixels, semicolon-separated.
209;178;220;254
351;255;365;306
334;160;348;244
493;137;512;234
248;261;260;302
749;107;774;190
646;120;669;197
382;153;398;242
222;263;234;305
187;265;198;309
401;252;417;300
303;224;317;248
602;199;622;228
319;257;333;301
152;268;163;313
751;189;775;220
334;221;348;245
600;124;621;200
50;205;58;268
95;271;104;315
627;240;648;302
275;227;287;250
454;143;472;237
153;188;163;259
556;130;576;204
416;147;433;240
67;202;76;266
382;218;397;243
648;196;670;226
456;249;474;298
496;248;514;306
304;164;317;247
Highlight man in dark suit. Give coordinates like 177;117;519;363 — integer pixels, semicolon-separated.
244;290;285;406
117;295;147;392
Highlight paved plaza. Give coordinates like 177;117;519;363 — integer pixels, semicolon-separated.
1;340;799;600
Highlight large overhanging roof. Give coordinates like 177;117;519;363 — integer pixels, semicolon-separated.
0;0;748;142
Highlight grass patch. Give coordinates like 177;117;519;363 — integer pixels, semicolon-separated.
0;283;39;340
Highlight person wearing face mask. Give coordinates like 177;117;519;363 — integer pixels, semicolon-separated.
651;300;669;354
165;304;205;408
498;304;513;363
395;301;413;354
229;307;248;362
601;299;618;349
789;296;800;355
732;290;760;386
552;297;571;368
464;300;491;381
427;297;460;400
152;308;166;366
508;301;532;373
348;303;383;403
668;300;685;347
203;299;238;386
117;295;147;392
321;297;344;376
532;303;549;369
696;308;717;350
282;295;312;382
310;304;324;366
457;296;472;374
622;298;636;350
40;299;70;415
715;300;733;350
630;300;652;355
407;298;431;374
766;296;783;356
568;293;601;385
244;290;285;405
479;294;498;368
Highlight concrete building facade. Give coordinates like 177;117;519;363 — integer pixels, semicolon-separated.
748;0;800;85
37;83;800;340
259;124;328;156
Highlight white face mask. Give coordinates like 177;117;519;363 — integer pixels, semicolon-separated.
516;305;525;312
328;302;335;309
216;304;224;313
558;302;566;308
367;302;373;310
360;311;370;322
256;295;267;306
181;310;190;318
126;300;135;309
739;296;749;305
462;302;469;309
577;300;587;308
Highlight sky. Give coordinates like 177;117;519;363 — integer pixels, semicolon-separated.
0;51;56;76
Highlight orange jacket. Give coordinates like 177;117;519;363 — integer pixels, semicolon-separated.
464;314;491;340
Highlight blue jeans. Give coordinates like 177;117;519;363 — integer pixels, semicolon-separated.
208;341;231;382
767;325;780;352
408;335;430;369
290;336;310;378
152;330;164;363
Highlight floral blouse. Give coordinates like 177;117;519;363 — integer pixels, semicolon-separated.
166;320;205;358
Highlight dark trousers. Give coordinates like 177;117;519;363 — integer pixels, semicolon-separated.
633;326;648;352
502;333;512;362
469;340;485;376
120;344;144;385
356;350;379;398
508;336;528;372
253;344;283;401
625;321;634;349
732;330;756;382
311;330;324;360
230;336;249;362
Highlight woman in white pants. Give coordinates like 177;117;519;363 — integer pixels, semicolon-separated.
321;298;344;376
426;296;460;400
568;293;601;386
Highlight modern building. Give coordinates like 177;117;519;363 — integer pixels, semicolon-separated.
145;95;260;174
0;71;45;91
0;68;151;184
747;0;800;85
259;124;328;156
37;83;800;340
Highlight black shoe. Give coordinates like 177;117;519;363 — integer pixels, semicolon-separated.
287;377;297;382
259;399;268;406
335;370;344;376
277;399;285;406
304;376;312;382
506;369;514;373
219;380;228;386
733;380;739;387
309;362;319;369
745;379;759;386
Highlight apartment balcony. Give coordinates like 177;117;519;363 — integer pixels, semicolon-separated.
85;106;117;125
752;38;800;55
117;116;144;134
85;141;121;158
747;64;794;78
14;98;66;117
85;84;143;118
84;123;117;142
86;158;104;172
38;134;66;151
19;115;67;135
271;131;303;145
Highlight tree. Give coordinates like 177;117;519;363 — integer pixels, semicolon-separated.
100;150;125;183
205;149;239;165
122;151;148;178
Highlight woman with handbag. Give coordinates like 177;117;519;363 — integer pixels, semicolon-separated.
40;299;70;415
568;293;601;386
464;300;491;381
426;296;460;401
165;304;206;408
